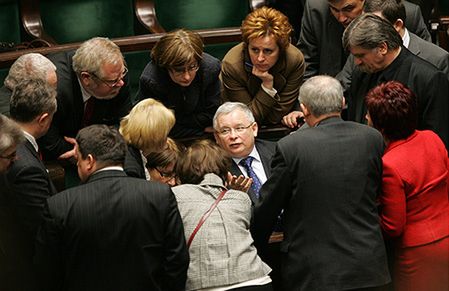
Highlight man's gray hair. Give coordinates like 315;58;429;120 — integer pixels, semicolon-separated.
0;114;24;154
4;53;56;89
299;75;343;116
10;79;57;123
213;102;255;129
342;13;402;51
72;37;124;78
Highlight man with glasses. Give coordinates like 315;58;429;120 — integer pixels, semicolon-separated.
39;37;132;162
213;102;275;205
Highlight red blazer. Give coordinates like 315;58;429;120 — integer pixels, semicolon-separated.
380;130;449;248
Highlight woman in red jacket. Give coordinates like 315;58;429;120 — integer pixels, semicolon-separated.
365;80;449;291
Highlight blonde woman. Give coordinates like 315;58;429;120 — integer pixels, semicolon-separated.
120;98;175;179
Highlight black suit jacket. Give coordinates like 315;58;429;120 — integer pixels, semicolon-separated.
252;117;390;290
39;51;132;159
123;144;146;179
0;86;11;117
298;0;431;79
229;139;275;204
34;170;189;291
349;47;449;149
0;175;39;291
2;140;56;251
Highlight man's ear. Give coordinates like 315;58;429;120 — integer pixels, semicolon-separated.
378;42;389;55
393;19;404;32
79;72;91;86
85;154;96;171
300;103;310;117
252;121;258;138
37;113;50;127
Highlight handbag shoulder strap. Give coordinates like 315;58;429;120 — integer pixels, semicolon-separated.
187;189;227;248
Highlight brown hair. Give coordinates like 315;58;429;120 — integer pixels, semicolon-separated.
176;139;231;184
146;137;184;170
151;28;204;69
241;6;292;51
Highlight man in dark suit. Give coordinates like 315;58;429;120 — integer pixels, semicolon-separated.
2;79;57;252
38;37;132;161
213;102;275;205
251;75;390;290
343;13;449;148
337;0;449;90
0;53;57;117
34;125;189;291
297;0;431;80
0;114;39;291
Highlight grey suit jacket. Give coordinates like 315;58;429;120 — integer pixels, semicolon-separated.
172;173;271;290
298;0;431;79
34;170;189;291
229;139;276;204
252;117;390;290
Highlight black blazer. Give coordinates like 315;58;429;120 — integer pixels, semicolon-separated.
38;51;132;159
252;117;390;290
34;170;189;291
3;140;56;249
123;144;146;179
229;139;275;204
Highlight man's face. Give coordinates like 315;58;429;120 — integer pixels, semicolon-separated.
0;145;17;173
350;45;387;73
248;35;280;72
328;0;364;27
214;109;258;158
84;61;126;100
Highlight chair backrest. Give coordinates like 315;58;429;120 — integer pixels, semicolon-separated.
38;0;136;44
153;0;250;31
141;0;266;59
0;0;21;44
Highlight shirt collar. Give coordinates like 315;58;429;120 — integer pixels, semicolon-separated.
232;144;261;165
78;77;91;103
95;166;124;174
22;130;38;152
402;28;410;49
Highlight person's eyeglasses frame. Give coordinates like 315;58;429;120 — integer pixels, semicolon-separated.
217;122;254;137
169;63;200;77
89;67;128;88
155;167;176;180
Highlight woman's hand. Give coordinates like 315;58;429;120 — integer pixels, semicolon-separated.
252;66;274;90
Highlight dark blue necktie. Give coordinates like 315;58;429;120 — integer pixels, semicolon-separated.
239;156;262;198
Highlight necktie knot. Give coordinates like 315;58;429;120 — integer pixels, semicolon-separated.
240;156;254;168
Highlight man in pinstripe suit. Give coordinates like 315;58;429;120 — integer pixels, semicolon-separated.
34;125;189;291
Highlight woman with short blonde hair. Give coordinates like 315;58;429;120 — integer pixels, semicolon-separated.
120;98;175;179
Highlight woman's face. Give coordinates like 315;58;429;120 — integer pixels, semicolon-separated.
148;161;177;186
168;61;199;87
247;35;280;72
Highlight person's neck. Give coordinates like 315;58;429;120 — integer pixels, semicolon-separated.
307;112;340;127
16;122;40;139
383;47;402;68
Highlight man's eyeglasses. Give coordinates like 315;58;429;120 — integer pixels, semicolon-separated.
216;123;254;136
91;67;128;88
0;151;17;161
169;63;200;76
155;168;176;180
